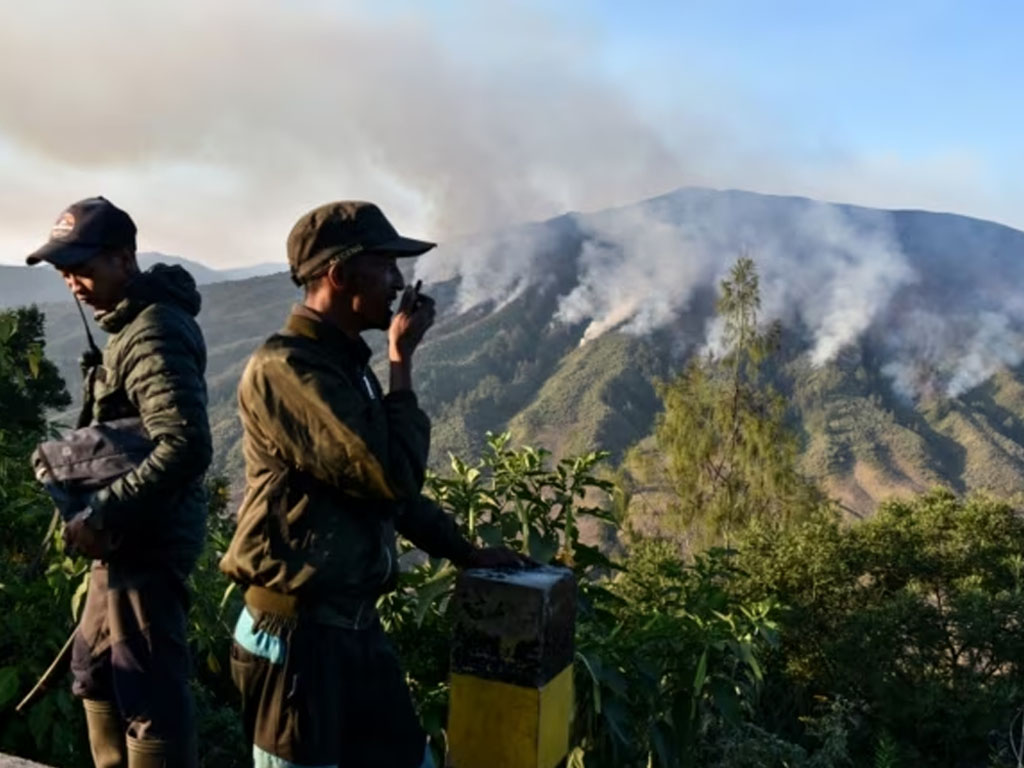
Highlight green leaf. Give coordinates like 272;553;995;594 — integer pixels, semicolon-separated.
575;651;602;714
0;315;15;341
649;720;677;768
574;543;620;571
602;697;631;747
27;693;55;746
709;678;741;725
26;344;42;379
71;572;90;621
596;663;630;699
220;581;238;611
737;641;762;682
528;534;559;564
476;522;504;548
413;566;456;626
0;666;19;710
692;648;708;693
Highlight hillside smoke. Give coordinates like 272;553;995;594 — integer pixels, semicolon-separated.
417;223;564;314
555;207;717;344
422;189;1024;400
881;310;1024;398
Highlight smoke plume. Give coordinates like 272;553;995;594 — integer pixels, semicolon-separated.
421;188;1024;399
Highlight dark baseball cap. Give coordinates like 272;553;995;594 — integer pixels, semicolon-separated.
26;196;137;268
287;201;435;286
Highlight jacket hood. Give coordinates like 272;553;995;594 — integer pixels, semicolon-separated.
98;263;202;332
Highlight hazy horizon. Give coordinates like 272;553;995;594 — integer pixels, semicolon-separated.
2;1;1021;268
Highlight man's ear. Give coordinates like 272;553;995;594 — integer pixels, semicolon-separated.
325;260;352;292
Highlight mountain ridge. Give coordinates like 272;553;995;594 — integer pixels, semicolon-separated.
25;186;1024;515
0;253;285;308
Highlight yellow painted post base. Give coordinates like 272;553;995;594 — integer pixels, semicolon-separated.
447;664;573;768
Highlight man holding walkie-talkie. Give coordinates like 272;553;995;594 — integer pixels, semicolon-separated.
25;196;211;768
220;201;528;768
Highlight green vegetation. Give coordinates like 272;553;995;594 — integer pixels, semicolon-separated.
6;258;1024;767
739;491;1024;766
0;307;84;764
32;251;1024;518
652;257;823;543
0;307;245;767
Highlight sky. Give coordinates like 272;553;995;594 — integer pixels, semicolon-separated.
0;0;1020;268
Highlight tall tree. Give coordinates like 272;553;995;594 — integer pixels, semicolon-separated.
0;307;70;435
656;257;822;544
0;307;71;519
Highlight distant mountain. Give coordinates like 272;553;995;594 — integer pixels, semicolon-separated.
0;253;286;308
218;263;288;282
29;188;1024;516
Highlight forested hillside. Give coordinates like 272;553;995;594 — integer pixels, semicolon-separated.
6;260;1024;767
31;187;1024;515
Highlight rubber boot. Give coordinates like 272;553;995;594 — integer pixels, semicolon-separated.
82;699;127;768
126;734;198;768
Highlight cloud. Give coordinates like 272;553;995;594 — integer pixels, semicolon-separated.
0;0;685;266
3;1;1012;271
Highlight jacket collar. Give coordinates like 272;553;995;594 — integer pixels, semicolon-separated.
96;264;202;334
285;304;373;368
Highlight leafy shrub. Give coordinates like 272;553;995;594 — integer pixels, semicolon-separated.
0;308;88;766
382;433;792;768
739;491;1024;765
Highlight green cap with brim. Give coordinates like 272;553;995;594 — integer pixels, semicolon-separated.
287;201;435;286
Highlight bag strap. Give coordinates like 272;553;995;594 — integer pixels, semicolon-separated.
74;295;103;430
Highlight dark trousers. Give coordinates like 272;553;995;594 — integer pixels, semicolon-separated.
71;560;196;744
230;605;432;767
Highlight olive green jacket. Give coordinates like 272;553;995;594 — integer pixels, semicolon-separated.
88;264;212;569
219;305;472;605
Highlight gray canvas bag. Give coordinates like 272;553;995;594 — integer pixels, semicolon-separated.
30;296;154;520
31;417;153;520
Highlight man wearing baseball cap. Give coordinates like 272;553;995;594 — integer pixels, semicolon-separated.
27;197;211;768
220;201;526;767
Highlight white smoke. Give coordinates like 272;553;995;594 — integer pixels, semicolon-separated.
556;195;918;369
414;223;563;314
0;1;684;266
1;2;1017;268
421;188;1024;400
555;206;716;344
881;310;1024;399
753;202;917;366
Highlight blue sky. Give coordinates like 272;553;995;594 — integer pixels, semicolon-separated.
0;0;1020;266
587;1;1023;176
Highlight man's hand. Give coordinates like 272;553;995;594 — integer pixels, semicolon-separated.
463;546;539;570
388;281;436;363
63;511;113;560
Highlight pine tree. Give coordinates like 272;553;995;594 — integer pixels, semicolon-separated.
655;257;821;545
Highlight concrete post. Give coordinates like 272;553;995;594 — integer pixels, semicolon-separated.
446;565;576;768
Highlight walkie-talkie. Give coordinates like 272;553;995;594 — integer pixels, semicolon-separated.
74;295;103;428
